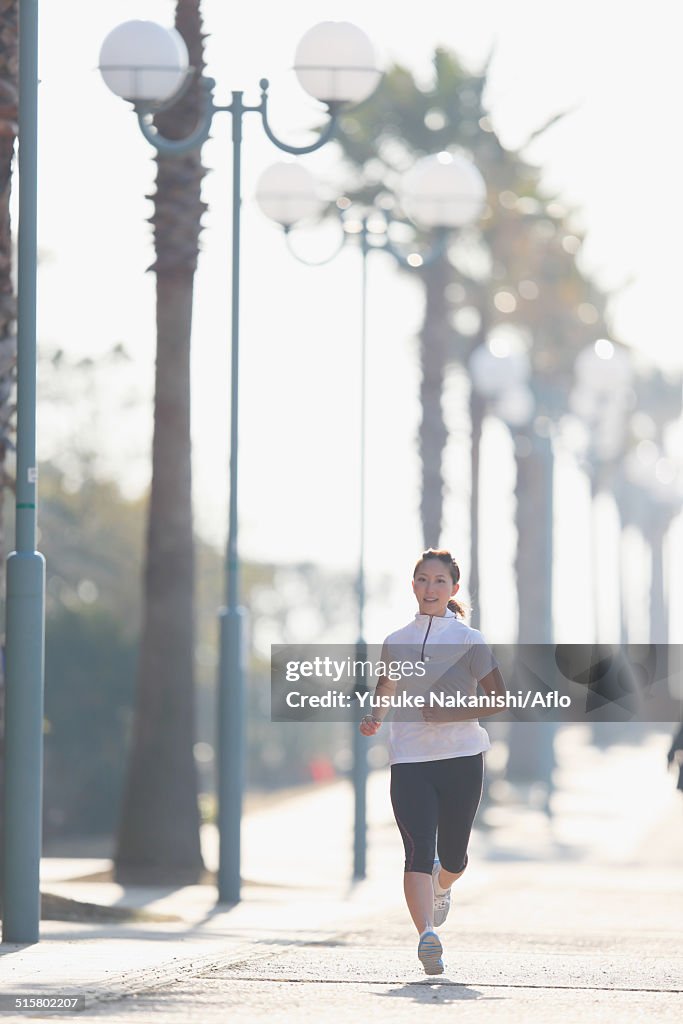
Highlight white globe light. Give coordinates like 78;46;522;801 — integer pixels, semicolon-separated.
574;340;632;392
624;446;659;488
469;345;510;397
469;343;530;398
294;22;381;105
495;386;535;426
568;387;598;420
255;162;325;227
594;402;627;460
488;323;531;359
559;414;591;455
399;153;486;229
99;20;189;104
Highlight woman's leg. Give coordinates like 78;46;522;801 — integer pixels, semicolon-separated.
402;872;436;934
436;860;467;890
390;762;439;934
434;752;484;888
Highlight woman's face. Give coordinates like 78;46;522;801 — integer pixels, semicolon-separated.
412;559;459;617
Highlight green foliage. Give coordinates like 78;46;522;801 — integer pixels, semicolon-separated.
3;465;361;842
338;52;483;169
43;606;137;839
19;467;357;840
36;463;145;638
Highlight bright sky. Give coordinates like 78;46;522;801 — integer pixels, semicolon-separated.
30;0;683;642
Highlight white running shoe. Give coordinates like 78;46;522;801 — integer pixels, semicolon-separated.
417;929;444;975
432;859;452;927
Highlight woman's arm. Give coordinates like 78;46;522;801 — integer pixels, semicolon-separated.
421;667;507;724
358;673;397;735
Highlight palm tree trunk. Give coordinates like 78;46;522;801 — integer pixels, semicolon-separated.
418;257;451;547
506;426;556;789
467;306;488;630
115;281;203;882
115;0;207;884
514;430;554;644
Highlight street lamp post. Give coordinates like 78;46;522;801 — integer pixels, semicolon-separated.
257;151;486;878
99;18;380;904
1;0;45;945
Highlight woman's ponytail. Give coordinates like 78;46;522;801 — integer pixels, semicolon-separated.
447;597;467;618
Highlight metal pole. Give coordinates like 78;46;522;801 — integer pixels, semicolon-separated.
2;0;46;944
589;473;601;644
542;431;554;644
217;93;246;904
540;430;556;807
649;514;667;644
615;475;629;647
469;387;484;631
649;510;670;688
352;222;369;880
358;221;368;648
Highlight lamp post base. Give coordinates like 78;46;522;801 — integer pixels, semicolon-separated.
216;605;247;904
2;550;46;944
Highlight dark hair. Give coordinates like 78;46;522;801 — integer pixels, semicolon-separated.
413;548;467;618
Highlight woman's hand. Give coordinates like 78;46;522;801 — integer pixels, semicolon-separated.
359;714;382;736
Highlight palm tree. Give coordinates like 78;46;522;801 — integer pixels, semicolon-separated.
334;50;610;607
0;0;18;886
335;53;487;546
114;0;208;884
333;50;618;794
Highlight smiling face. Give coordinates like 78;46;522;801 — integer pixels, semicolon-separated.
412;558;459;617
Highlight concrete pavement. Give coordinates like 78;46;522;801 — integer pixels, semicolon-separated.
0;726;681;1021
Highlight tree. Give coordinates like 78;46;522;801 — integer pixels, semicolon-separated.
332;50;622;796
332;50;611;623
114;0;208;884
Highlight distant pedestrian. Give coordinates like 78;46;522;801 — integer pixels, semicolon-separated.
359;548;506;976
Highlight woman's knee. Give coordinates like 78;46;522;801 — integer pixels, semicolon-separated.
437;850;469;876
397;826;436;874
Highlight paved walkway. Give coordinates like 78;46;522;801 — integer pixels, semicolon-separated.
0;727;681;1021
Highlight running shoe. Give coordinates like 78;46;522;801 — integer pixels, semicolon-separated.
432;859;452;927
417;929;444;975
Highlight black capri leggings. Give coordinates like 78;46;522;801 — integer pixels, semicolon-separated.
390;753;484;875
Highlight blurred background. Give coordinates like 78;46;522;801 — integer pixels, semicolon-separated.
0;0;681;882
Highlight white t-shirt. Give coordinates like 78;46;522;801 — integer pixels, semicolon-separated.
382;609;498;765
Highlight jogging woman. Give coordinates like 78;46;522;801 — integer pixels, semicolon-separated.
359;548;506;976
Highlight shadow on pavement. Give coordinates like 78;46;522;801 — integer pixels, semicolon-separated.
380;981;498;1003
0;942;37;957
